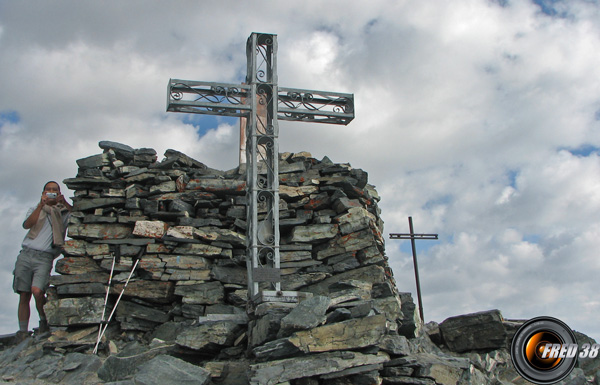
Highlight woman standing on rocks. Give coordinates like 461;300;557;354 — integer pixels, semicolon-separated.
13;181;71;343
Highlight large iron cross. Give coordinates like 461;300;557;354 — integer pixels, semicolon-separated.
167;33;354;298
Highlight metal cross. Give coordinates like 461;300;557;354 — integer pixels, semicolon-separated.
167;33;354;299
389;216;438;323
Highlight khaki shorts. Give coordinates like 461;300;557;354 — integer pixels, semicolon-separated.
13;247;55;293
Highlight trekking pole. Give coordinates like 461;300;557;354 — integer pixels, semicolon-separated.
94;256;140;352
93;254;116;354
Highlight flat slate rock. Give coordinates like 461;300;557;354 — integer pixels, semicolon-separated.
99;141;135;157
97;345;175;382
439;309;507;353
134;354;211;385
278;295;330;336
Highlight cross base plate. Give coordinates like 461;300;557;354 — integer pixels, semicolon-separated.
252;290;311;305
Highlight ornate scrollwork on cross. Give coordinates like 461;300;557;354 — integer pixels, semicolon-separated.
254;34;274;84
281;91;352;114
258;247;276;263
256;176;269;190
278;88;354;125
170;89;183;101
167;80;251;118
167;32;354;299
169;83;245;105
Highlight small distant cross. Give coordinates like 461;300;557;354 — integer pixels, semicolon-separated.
389;216;438;323
167;33;354;299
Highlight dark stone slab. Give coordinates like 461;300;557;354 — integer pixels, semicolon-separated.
182;304;205;319
67;223;133;240
83;214;118;224
439;309;507;353
163;149;207;169
177;217;223;227
303;192;331;211
60;352;103;385
134;355;211;385
97;345;175;382
249;312;286;348
176;322;241;352
249;351;389;385
211;266;247;286
56;282;106;296
132;154;157;166
135;148;158;156
186;178;246;195
111;280;175;303
74;197;126;211
290;224;338;243
93;238;155;245
174;281;225;305
279;217;310;228
372;282;396;298
278;295;330;337
76;153;108;169
63;176;112;189
333;197;362;214
116;300;170;323
99;141;135;159
45;297;105;326
168;199;194;213
304;265;386;296
80;168;104;177
398;292;421;338
55;257;103;275
378;334;411;356
326;308;352;324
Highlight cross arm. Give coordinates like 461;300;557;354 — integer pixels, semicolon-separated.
278;87;354;125
167;79;252;117
389;233;438;240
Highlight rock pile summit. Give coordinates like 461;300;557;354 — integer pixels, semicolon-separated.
0;141;598;384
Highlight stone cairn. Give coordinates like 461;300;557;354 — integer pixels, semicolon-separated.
1;141;598;385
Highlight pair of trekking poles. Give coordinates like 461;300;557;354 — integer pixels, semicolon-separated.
92;248;142;354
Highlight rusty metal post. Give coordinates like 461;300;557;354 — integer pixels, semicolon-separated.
389;217;438;323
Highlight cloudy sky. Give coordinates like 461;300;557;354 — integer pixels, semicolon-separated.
1;0;600;341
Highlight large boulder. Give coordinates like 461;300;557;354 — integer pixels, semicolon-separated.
134;355;211;385
439;309;507;352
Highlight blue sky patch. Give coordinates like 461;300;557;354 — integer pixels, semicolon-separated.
506;169;519;188
491;0;510;8
523;234;541;244
423;195;452;210
364;18;380;34
181;114;239;137
392;220;444;256
0;110;21;127
561;144;600;157
397;236;442;257
532;0;569;18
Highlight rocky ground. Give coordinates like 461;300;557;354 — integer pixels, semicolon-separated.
1;142;598;384
0;309;598;384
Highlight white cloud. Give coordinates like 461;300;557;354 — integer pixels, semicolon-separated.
1;0;600;342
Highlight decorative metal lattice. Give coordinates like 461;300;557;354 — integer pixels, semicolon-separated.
167;33;354;298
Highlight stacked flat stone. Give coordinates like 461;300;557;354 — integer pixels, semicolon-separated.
43;141;429;384
48;141;248;331
7;141;598;384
